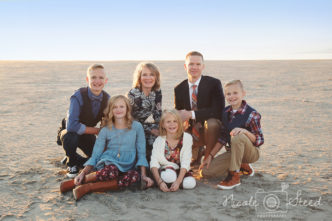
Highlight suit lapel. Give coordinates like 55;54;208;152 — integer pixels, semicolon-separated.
197;75;206;105
183;82;191;110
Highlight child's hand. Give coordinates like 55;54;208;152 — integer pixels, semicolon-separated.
159;182;170;192
170;180;181;192
230;127;247;136
143;176;154;188
199;155;212;170
74;172;85;185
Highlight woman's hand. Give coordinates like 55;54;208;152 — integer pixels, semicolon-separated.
74;172;85;185
199;154;212;170
150;128;159;136
159;181;170;192
142;175;154;188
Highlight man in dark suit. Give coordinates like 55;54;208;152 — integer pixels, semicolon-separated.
174;51;225;164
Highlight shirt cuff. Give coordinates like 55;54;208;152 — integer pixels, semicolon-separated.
77;124;86;135
191;111;196;120
217;138;227;146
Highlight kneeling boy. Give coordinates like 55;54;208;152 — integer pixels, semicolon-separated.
200;80;264;189
60;64;110;178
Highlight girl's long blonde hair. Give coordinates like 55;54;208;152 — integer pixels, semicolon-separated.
159;109;184;139
101;95;133;130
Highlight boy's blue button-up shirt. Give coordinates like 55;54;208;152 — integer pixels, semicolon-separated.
66;87;108;135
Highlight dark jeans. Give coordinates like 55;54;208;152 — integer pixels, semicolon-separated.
61;130;95;167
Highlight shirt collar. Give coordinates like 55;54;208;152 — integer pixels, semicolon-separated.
188;76;202;88
226;100;247;114
87;87;103;102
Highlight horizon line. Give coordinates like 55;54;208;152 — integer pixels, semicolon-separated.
1;58;332;62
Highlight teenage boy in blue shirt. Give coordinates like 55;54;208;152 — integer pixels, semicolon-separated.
60;64;110;178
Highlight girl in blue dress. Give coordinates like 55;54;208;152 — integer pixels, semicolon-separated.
60;95;154;200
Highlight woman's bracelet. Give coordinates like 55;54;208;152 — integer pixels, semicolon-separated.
209;153;214;158
158;179;163;186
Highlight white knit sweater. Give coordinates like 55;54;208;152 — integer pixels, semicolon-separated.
150;132;193;171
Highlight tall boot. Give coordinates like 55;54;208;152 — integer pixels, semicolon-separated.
60;172;98;193
73;179;118;201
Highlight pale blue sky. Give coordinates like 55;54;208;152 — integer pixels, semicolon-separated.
1;0;331;60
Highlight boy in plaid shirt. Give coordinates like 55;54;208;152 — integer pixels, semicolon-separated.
200;80;264;189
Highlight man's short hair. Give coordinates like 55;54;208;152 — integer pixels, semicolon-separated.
224;80;244;89
185;51;204;61
87;64;105;76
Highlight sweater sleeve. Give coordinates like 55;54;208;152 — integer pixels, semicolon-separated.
150;136;162;169
180;133;193;171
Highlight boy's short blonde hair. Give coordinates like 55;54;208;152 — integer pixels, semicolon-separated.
159;109;184;139
224;80;244;89
87;64;105;76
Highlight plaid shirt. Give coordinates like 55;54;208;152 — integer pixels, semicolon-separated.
218;100;264;147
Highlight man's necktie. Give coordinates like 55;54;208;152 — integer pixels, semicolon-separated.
191;85;201;141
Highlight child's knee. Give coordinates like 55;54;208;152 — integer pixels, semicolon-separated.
231;133;248;145
160;168;177;183
183;177;196;189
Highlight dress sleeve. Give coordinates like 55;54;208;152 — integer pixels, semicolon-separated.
134;122;149;168
84;127;107;167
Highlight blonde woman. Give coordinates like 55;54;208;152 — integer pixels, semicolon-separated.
60;95;154;200
127;62;162;162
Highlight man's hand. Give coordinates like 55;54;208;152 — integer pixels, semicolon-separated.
178;110;192;122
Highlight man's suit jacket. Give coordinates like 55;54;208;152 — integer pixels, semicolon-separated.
174;75;225;124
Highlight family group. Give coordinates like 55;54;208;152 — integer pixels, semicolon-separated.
57;51;264;200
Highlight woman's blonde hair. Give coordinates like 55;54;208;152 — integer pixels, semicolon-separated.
132;62;161;91
159;109;184;139
101;95;133;130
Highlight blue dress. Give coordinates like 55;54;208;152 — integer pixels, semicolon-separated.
84;121;148;172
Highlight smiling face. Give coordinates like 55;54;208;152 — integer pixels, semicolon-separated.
225;83;246;110
112;98;127;120
140;66;156;91
184;55;205;83
86;68;107;96
162;113;179;135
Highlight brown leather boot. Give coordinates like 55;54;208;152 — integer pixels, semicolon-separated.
73;179;118;201
217;171;241;190
60;172;98;193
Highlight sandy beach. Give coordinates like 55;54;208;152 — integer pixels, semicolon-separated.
0;60;331;220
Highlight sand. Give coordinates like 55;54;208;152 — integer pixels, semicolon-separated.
0;60;331;220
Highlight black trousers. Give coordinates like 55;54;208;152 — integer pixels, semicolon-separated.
61;130;95;167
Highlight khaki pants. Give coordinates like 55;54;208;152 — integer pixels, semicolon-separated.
191;118;222;161
202;133;260;178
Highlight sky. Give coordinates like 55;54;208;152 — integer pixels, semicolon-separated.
1;0;332;60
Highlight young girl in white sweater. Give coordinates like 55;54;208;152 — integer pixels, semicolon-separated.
150;109;196;192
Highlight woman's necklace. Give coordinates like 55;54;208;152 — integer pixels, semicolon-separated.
114;120;127;158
